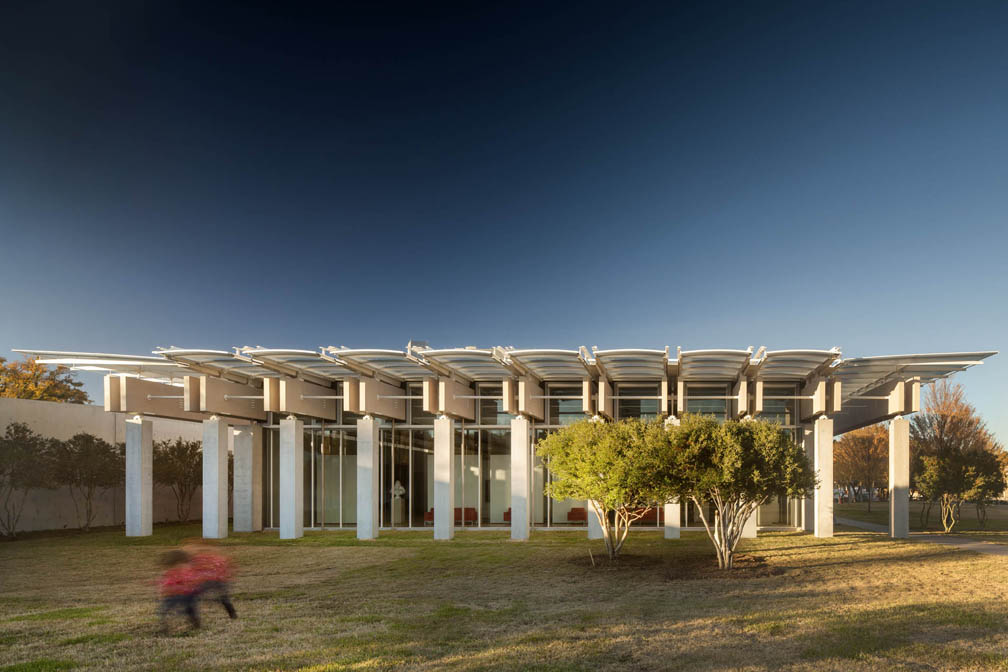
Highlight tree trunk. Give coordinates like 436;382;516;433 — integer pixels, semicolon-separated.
867;481;873;513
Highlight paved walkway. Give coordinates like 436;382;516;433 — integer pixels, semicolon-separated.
835;516;1008;556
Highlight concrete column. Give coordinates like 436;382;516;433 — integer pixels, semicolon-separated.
233;425;263;532
202;416;229;539
510;415;530;540
802;426;814;532
356;415;379;540
279;416;304;539
742;510;757;538
434;415;455;540
124;416;152;537
663;499;680;539
588;502;603;539
889;416;910;539
814;415;834;538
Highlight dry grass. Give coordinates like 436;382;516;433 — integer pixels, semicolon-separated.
2;524;1008;671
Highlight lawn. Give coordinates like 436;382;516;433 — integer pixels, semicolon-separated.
3;525;1008;671
836;500;1008;532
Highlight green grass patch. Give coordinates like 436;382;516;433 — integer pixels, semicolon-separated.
8;607;102;622
0;660;76;672
59;633;128;646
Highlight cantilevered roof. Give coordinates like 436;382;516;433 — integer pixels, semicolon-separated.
508;349;592;381
833;352;997;402
324;347;432;381
592;348;669;381
241;348;355;385
421;348;513;382
155;348;274;386
755;349;840;380
12;349;192;385
678;348;753;380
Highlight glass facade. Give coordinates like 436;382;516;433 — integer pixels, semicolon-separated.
615;383;661;421
258;375;803;532
685;384;728;420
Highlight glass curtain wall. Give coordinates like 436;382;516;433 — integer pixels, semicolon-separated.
533;383;588;527
685;384;728;420
262;380;516;530
450;384;511;528
260;380;360;530
757;383;799;527
616;383;663;528
379;384;435;529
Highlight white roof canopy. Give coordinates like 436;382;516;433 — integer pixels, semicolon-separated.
678;348;753;381
507;349;592;381
592;348;669;381
155;348;273;386
240;348;354;386
833;352;996;402
12;350;192;385
421;348;513;382
12;346;997;399
323;347;433;382
755;349;840;380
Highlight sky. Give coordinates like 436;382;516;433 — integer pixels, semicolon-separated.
0;1;1005;440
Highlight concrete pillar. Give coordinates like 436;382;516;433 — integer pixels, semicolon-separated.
802;426;814;532
233;425;263;532
814;416;834;538
279;416;304;539
510;415;530;540
124;416;152;537
356;415;379;539
434;415;455;540
588;502;603;539
202;417;229;539
663;499;680;539
889;416;910;539
742;510;757;538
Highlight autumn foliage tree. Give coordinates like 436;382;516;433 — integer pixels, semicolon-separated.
834;424;888;511
0;357;90;404
911;380;1005;533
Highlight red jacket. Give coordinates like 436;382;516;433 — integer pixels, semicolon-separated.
190;553;234;584
159;566;201;597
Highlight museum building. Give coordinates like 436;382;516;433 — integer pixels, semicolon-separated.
15;345;996;543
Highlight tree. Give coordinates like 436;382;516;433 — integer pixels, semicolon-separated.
834;424;888;511
154;438;202;522
0;423;52;536
666;414;816;569
50;433;123;530
536;418;673;561
911;380;1005;533
0;357;90;404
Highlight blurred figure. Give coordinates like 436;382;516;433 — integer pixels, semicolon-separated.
185;542;237;620
157;549;201;632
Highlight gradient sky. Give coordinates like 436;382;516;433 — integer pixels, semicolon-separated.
1;2;1005;440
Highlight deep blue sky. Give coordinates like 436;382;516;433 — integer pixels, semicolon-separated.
1;2;1005;439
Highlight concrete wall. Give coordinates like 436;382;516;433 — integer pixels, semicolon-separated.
0;397;203;533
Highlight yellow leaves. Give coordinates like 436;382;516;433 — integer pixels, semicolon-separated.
0;357;90;404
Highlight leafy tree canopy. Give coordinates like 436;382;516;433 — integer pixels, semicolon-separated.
537;418;674;560
0;357;90;404
666;414;816;569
